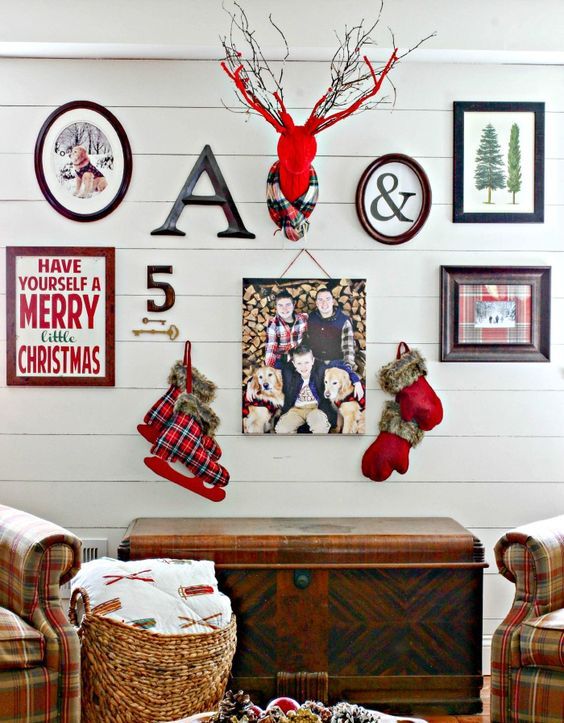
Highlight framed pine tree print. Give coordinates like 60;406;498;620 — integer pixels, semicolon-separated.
453;102;544;223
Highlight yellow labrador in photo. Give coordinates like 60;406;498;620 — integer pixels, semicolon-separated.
323;366;366;434
243;366;284;434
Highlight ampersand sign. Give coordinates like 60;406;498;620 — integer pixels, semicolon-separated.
356;153;432;245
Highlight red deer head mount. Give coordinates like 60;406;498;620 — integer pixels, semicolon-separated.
221;2;434;240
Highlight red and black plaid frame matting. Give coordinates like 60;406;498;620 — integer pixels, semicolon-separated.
441;266;550;362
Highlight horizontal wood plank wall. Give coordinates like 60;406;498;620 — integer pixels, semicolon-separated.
1;56;563;660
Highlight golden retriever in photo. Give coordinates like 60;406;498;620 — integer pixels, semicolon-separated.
243;366;284;434
71;145;108;198
324;366;366;434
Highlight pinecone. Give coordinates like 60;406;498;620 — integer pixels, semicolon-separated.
330;703;384;723
216;690;258;723
302;702;332;723
286;709;321;723
257;707;290;723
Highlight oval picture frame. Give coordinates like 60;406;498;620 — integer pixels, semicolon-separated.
34;100;132;222
355;153;431;245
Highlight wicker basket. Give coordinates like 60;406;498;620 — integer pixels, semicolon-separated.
69;587;237;723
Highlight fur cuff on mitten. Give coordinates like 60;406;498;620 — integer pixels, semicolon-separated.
168;361;217;403
174;392;220;437
379;402;424;447
379;348;427;394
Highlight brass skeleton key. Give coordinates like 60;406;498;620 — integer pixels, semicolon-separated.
132;324;179;340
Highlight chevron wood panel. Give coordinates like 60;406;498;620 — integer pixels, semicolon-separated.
329;569;482;676
217;570;277;677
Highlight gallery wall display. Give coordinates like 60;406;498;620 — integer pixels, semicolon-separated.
441;265;551;362
453;101;545;223
242;278;366;435
6;246;115;385
356;153;432;244
34;101;132;222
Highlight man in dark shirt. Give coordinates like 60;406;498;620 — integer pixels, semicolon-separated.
307;287;356;369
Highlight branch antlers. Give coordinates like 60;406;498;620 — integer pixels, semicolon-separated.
220;1;434;136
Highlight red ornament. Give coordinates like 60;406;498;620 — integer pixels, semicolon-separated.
266;697;300;714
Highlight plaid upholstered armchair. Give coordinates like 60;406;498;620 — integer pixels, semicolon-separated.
491;515;564;723
0;505;81;722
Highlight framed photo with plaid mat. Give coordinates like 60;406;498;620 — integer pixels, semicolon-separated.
441;266;550;362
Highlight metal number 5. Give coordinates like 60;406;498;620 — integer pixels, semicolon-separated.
147;265;175;312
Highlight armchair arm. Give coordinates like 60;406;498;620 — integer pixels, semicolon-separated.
495;515;564;614
0;505;81;619
491;517;564;721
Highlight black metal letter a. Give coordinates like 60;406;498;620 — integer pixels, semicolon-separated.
151;144;255;238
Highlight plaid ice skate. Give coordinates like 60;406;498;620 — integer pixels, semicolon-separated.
151;413;229;487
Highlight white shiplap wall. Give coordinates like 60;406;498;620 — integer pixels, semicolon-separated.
2;1;564;667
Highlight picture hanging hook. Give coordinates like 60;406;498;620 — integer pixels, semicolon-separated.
279;249;331;279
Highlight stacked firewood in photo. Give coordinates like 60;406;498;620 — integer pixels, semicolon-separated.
242;278;366;385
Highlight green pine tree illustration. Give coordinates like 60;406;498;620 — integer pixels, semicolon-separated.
474;123;506;204
506;123;522;204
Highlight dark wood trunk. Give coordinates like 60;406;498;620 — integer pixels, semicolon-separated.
119;517;486;717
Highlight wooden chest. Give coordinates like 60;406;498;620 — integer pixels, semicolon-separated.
119;517;485;717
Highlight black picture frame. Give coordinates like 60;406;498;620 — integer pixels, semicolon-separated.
453;102;544;223
441;265;551;362
355;153;432;244
34;100;132;222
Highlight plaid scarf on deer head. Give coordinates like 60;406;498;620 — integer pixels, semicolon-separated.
266;161;319;241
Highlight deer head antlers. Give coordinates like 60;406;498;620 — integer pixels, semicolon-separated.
220;1;434;135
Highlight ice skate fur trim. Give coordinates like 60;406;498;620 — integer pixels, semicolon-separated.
379;401;424;447
378;348;427;394
168;361;217;403
174;392;220;437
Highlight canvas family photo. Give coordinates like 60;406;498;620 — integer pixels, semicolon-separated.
242;279;366;435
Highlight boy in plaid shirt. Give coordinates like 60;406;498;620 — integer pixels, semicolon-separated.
264;290;308;368
246;290;308;404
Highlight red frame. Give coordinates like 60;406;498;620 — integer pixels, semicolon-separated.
6;246;115;386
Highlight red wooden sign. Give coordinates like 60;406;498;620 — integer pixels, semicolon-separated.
6;246;115;386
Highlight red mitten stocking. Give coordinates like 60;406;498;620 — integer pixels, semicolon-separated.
379;342;443;431
362;402;424;482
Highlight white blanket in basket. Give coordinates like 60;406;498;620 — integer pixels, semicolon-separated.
71;558;232;634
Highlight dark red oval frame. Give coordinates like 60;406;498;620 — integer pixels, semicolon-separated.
355;153;432;245
34;100;132;222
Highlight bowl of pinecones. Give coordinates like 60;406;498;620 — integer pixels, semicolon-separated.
167;689;427;723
